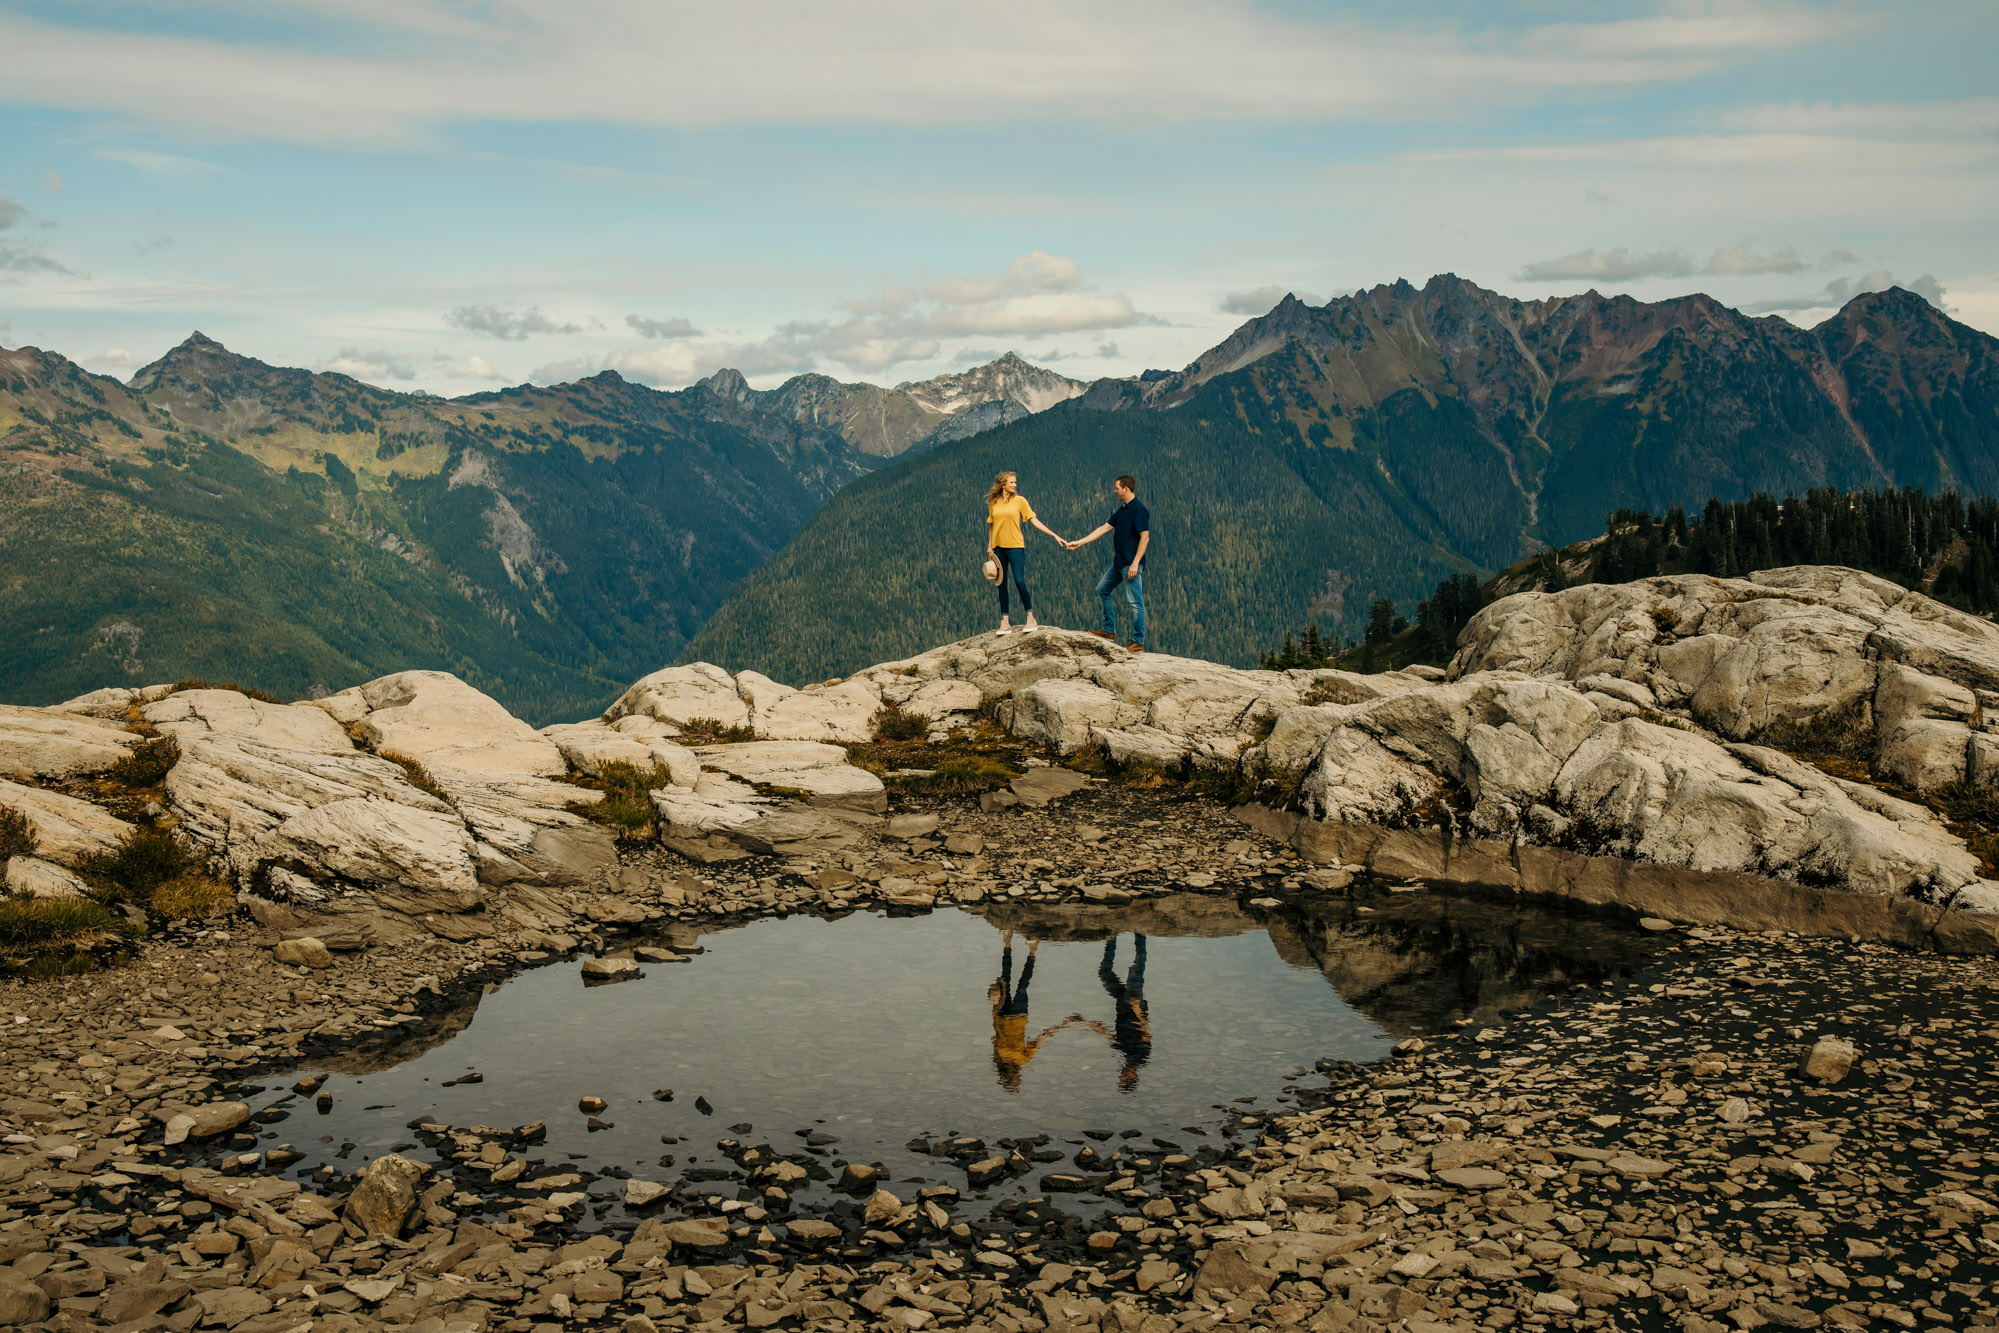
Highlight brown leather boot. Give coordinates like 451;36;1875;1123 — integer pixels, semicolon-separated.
1127;641;1145;653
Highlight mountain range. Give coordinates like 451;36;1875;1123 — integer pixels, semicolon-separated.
5;274;1995;712
0;336;1079;720
686;275;1999;681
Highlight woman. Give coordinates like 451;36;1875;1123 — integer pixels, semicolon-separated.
985;471;1067;635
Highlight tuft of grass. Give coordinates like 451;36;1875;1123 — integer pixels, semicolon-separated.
568;760;676;840
0;807;36;861
0;896;133;950
890;754;1020;796
1061;741;1112;776
149;874;233;920
108;735;179;787
73;828;197;907
974;692;1010;728
381;750;448;801
167;677;284;704
872;701;929;743
676;717;756;745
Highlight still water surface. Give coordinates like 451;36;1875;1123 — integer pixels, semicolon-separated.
242;890;1658;1216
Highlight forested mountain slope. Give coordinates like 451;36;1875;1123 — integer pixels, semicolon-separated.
1;335;867;721
688;280;1999;681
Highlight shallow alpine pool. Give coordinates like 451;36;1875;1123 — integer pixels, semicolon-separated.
232;888;1661;1225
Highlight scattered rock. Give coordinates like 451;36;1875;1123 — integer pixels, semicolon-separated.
343;1152;428;1238
1801;1035;1858;1083
273;936;333;968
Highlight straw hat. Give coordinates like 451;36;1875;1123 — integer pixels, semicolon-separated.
982;556;1001;585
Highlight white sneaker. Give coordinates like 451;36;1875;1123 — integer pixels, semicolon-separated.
1023;622;1039;634
995;625;1012;637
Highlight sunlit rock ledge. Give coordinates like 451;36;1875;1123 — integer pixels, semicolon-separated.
7;564;1999;952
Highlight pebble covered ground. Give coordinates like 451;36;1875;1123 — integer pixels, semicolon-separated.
2;777;1995;1333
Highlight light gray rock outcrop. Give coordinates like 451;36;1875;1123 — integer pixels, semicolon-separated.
5;856;90;899
690;741;887;813
0;705;139;780
143;689;354;751
0;780;135;865
1452;565;1999;792
539;720;698;786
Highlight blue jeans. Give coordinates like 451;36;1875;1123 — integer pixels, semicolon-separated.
1097;563;1146;643
995;546;1031;616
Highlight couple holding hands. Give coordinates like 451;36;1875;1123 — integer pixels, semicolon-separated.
984;470;1151;651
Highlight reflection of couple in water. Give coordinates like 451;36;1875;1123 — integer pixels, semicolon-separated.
988;929;1152;1092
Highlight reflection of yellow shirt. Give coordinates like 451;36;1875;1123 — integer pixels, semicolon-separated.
988;496;1036;549
993;1012;1032;1066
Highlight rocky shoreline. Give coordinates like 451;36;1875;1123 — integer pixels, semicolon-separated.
5;780;1996;1333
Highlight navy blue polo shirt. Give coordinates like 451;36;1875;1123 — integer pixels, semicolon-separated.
1109;498;1150;570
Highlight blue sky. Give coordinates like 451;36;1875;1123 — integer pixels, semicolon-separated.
0;1;1993;394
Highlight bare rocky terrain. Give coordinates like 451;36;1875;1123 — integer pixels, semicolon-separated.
6;564;1999;1330
3;779;1998;1333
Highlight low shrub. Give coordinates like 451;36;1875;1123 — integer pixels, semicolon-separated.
0;896;130;951
872;701;930;743
108;735;179;787
0;807;36;861
890;754;1019;795
569;760;676;839
150;874;233;920
676;717;756;745
1752;699;1874;765
167;678;284;704
381;750;448;801
73;828;197;906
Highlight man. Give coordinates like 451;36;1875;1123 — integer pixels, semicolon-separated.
1066;474;1150;652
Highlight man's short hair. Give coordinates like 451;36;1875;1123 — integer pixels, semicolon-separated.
1116;474;1138;494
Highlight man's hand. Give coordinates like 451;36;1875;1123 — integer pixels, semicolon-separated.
1128;563;1140;580
1064;540;1078;551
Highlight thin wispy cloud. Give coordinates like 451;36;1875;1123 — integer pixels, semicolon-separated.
95;147;230;178
1518;248;1695;282
0;2;1868;148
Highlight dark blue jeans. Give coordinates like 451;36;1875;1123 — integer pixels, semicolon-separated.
995;546;1031;616
1097;563;1146;643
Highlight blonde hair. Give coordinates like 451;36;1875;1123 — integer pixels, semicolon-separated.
987;471;1017;505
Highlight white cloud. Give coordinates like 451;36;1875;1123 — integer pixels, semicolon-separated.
0;243;76;279
44;169;61;193
625;314;700;339
1518;248;1695;282
1705;241;1804;275
0;2;1867;148
438;353;505;381
0;193;20;229
95;348;138;369
543;250;1150;386
1745;270;1951;317
1220;285;1324;315
321;347;423;381
445;304;581;340
1097;342;1119;359
94;147;229;178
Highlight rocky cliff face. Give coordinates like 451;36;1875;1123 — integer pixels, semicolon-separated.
5;565;1997;953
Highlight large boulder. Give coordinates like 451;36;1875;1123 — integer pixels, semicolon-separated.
0;705;139;780
143;689;353;751
316;670;562;774
604;662;750;731
321;672;614;887
0;780;136;865
5;856;90;899
750;677;882;744
166;733;472;894
541;720;699;787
